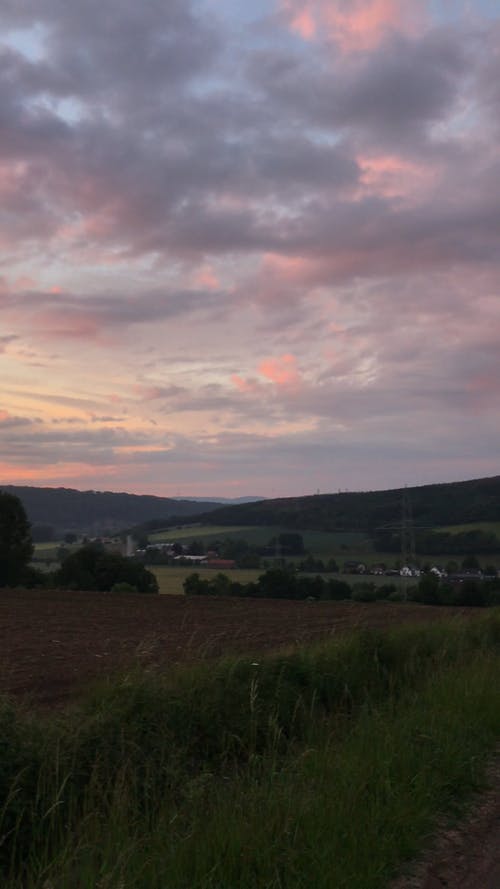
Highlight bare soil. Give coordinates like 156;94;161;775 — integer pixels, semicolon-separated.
0;588;480;708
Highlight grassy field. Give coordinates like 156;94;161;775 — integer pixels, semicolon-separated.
149;565;414;596
149;565;262;595
439;520;500;536
148;523;500;570
32;541;81;563
149;524;371;556
1;613;499;888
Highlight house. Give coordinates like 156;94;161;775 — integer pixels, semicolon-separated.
204;558;236;570
343;561;367;574
430;566;447;578
370;563;386;575
400;565;421;577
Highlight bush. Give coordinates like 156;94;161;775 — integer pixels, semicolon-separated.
387;590;404;602
413;574;441;605
54;545;158;593
111;582;138;593
325;578;351;600
377;583;397;598
257;568;297;599
351;582;378;603
451;579;488;607
184;573;210;596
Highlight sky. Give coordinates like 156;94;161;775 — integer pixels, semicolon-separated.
0;0;499;499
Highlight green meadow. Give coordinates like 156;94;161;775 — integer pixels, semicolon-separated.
149;524;371;556
149;564;262;595
438;520;500;536
148;523;500;581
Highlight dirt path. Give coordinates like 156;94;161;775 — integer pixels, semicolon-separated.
392;757;500;889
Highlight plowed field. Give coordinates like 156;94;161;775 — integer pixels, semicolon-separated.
0;589;479;707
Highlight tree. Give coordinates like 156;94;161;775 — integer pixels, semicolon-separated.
257;567;297;599
54;545;158;593
461;554;481;572
414;573;440;605
325;577;351;600
184;573;210;596
0;492;33;587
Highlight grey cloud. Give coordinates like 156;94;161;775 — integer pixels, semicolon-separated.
248;28;468;146
0;1;495;277
0;0;220;106
0;413;34;428
333;30;467;138
0;334;18;351
3;285;230;337
0;421;151;465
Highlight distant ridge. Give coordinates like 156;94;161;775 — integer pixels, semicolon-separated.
2;476;499;537
173;496;264;504
194;475;500;532
0;485;226;536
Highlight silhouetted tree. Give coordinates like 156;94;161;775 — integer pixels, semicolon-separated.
0;492;33;587
54;545;158;593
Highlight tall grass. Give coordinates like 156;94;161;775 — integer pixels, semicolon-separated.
1;612;500;887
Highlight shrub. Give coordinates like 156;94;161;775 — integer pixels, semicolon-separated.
54;545;158;593
325;578;351;600
377;583;397;598
111;582;138;593
413;574;441;605
351;582;378;603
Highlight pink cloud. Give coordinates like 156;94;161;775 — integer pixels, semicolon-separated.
132;384;165;401
0;464;47;482
231;356;303;394
191;264;220;291
282;0;425;51
262;253;315;280
12;276;37;291
251;253;320;305
286;6;316;39
32;311;102;341
258;353;302;387
357;154;438;199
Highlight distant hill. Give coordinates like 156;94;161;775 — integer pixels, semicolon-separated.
0;486;224;536
195;476;500;532
174;496;264;504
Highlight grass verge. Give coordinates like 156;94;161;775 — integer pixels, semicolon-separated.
1;612;500;887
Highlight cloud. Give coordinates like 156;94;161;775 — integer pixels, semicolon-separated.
0;334;18;351
0;0;499;496
1;284;230;341
0;410;34;428
282;0;425;51
258;354;302;387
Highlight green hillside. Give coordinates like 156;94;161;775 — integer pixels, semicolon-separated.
0;485;221;536
196;476;500;532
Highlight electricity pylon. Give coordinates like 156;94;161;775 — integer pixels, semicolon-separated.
401;487;416;598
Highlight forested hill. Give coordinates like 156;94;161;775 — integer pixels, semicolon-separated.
0;486;221;536
198;476;500;532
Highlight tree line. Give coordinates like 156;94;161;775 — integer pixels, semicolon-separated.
374;528;500;555
184;567;500;607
